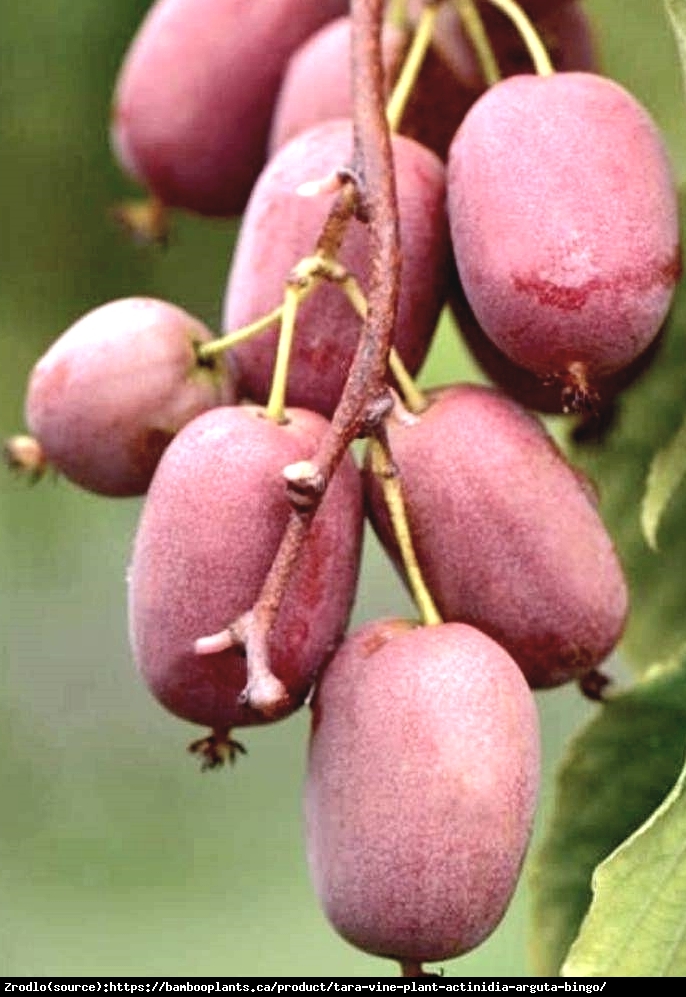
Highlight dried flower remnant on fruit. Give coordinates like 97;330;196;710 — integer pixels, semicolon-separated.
4;435;47;483
109;196;169;246
188;729;246;771
449;280;665;415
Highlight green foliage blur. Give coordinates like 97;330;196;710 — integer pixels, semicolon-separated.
1;0;684;978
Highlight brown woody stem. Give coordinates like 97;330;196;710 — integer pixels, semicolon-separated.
263;0;400;548
337;272;427;414
212;0;400;714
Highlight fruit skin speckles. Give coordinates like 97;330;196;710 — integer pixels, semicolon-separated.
25;297;235;497
128;404;363;732
110;0;347;216
224;118;450;418
448;72;680;383
305;618;540;965
363;384;628;688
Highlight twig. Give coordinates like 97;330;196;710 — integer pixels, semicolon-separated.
199;0;401;716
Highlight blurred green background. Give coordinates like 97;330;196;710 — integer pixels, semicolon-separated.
1;0;684;978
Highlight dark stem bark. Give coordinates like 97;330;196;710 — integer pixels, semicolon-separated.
211;0;401;717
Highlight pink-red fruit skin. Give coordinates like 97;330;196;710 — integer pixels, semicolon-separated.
111;0;346;216
364;386;628;688
449;281;663;415
224;119;450;418
270;18;401;155
25;298;234;497
271;4;595;163
270;18;470;162
305;618;540;965
448;73;680;382
128;405;363;731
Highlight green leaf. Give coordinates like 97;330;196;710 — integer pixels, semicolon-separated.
529;652;686;976
665;0;686;100
562;744;686;976
571;200;686;668
642;410;686;549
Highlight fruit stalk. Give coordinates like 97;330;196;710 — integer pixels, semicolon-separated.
368;429;442;626
265;285;302;423
483;0;554;74
385;1;438;132
455;0;501;86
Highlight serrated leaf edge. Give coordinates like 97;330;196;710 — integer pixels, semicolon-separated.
561;746;686;977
